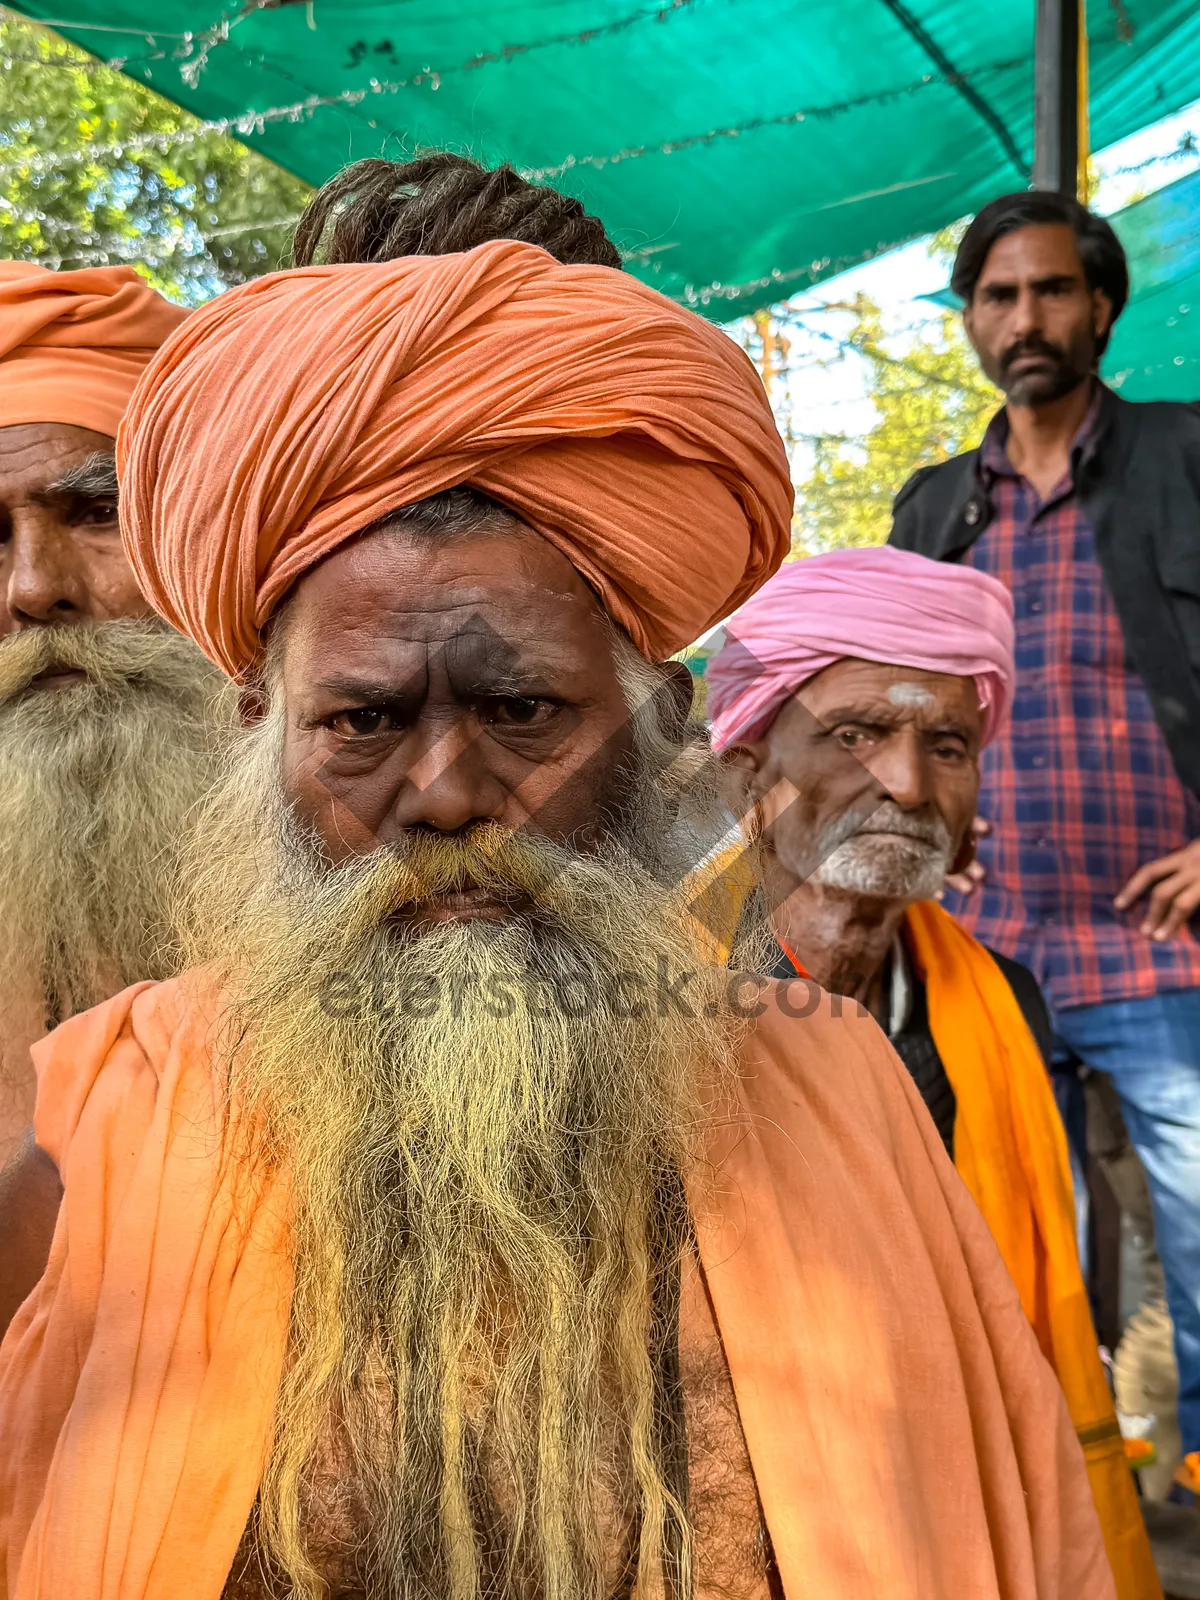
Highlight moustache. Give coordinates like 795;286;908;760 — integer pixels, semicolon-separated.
305;822;640;944
0;619;193;705
852;801;951;849
999;334;1066;373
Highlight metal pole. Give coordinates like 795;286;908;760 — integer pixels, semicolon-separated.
1076;4;1090;202
1032;0;1079;195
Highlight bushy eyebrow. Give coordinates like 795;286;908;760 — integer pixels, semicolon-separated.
818;702;974;737
817;701;905;728
979;272;1079;295
313;667;561;704
36;451;119;500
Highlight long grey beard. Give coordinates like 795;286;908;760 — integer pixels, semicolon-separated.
175;700;739;1600
0;620;234;1054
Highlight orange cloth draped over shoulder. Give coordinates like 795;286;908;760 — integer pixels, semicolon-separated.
904;900;1160;1600
683;852;1156;1598
116;241;795;678
0;262;188;437
0;976;1113;1600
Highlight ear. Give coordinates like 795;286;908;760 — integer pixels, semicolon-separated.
949;816;977;877
238;684;269;727
1091;287;1114;343
718;741;767;800
656;659;696;740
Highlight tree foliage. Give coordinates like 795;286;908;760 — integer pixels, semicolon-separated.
792;292;998;554
0;8;311;303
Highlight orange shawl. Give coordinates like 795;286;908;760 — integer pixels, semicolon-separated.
904;901;1159;1600
683;848;1155;1598
0;976;1111;1599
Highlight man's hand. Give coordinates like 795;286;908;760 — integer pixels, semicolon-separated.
1115;839;1200;940
943;816;990;899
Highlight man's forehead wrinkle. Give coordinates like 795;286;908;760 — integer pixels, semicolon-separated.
815;694;976;727
306;590;591;648
299;604;590;697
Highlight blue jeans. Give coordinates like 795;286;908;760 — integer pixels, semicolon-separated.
1053;987;1200;1453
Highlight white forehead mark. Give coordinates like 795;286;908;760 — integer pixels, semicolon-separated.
888;682;934;707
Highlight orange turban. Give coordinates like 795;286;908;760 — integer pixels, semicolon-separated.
0;261;188;439
118;241;794;677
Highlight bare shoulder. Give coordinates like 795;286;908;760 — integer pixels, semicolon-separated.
0;1128;62;1342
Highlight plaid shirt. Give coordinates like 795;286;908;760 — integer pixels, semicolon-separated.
944;387;1200;1011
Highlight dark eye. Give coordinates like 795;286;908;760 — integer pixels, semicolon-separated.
331;707;393;738
834;726;873;750
74;499;119;526
486;696;554;727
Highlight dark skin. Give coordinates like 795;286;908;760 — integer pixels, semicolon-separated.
959;223;1200;934
0;515;691;1331
0;421;150;667
724;659;981;1025
277;520;662;910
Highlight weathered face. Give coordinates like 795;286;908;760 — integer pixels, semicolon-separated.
0;423;152;671
728;657;983;903
963;223;1112;405
276;519;640;915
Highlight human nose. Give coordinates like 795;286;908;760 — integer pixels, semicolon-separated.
385;716;514;836
867;730;932;811
1010;284;1043;340
3;514;85;626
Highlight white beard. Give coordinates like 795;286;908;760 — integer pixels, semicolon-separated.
810;802;954;901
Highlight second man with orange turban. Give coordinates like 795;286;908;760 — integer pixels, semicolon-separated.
0;261;233;1186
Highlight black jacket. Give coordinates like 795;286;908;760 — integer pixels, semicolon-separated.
888;385;1200;795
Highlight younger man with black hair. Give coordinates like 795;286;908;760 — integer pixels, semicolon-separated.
890;189;1200;1462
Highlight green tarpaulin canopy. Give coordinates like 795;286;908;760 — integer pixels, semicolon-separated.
10;0;1200;316
1104;167;1200;400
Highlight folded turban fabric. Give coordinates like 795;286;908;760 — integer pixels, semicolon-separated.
706;545;1015;751
118;241;794;678
0;261;188;438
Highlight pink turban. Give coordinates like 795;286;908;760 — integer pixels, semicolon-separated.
118;241;794;678
706;546;1015;751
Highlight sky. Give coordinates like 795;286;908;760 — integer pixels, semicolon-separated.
759;95;1200;471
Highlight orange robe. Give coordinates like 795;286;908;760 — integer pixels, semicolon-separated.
0;976;1113;1599
905;901;1160;1600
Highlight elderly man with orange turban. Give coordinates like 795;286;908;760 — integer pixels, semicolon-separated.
0;263;231;1174
704;546;1159;1600
0;244;1115;1600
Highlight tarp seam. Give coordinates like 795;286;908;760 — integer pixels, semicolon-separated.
875;0;1031;179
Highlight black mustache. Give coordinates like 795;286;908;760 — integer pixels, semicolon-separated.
1000;335;1065;368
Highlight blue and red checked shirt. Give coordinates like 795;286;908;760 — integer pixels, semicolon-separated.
943;387;1200;1011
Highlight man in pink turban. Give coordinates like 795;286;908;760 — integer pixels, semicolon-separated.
706;546;1158;1600
0;262;229;1171
0;191;1113;1600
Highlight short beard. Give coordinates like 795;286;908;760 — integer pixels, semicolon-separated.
810;801;954;901
995;330;1094;406
176;683;738;1600
0;620;232;1101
